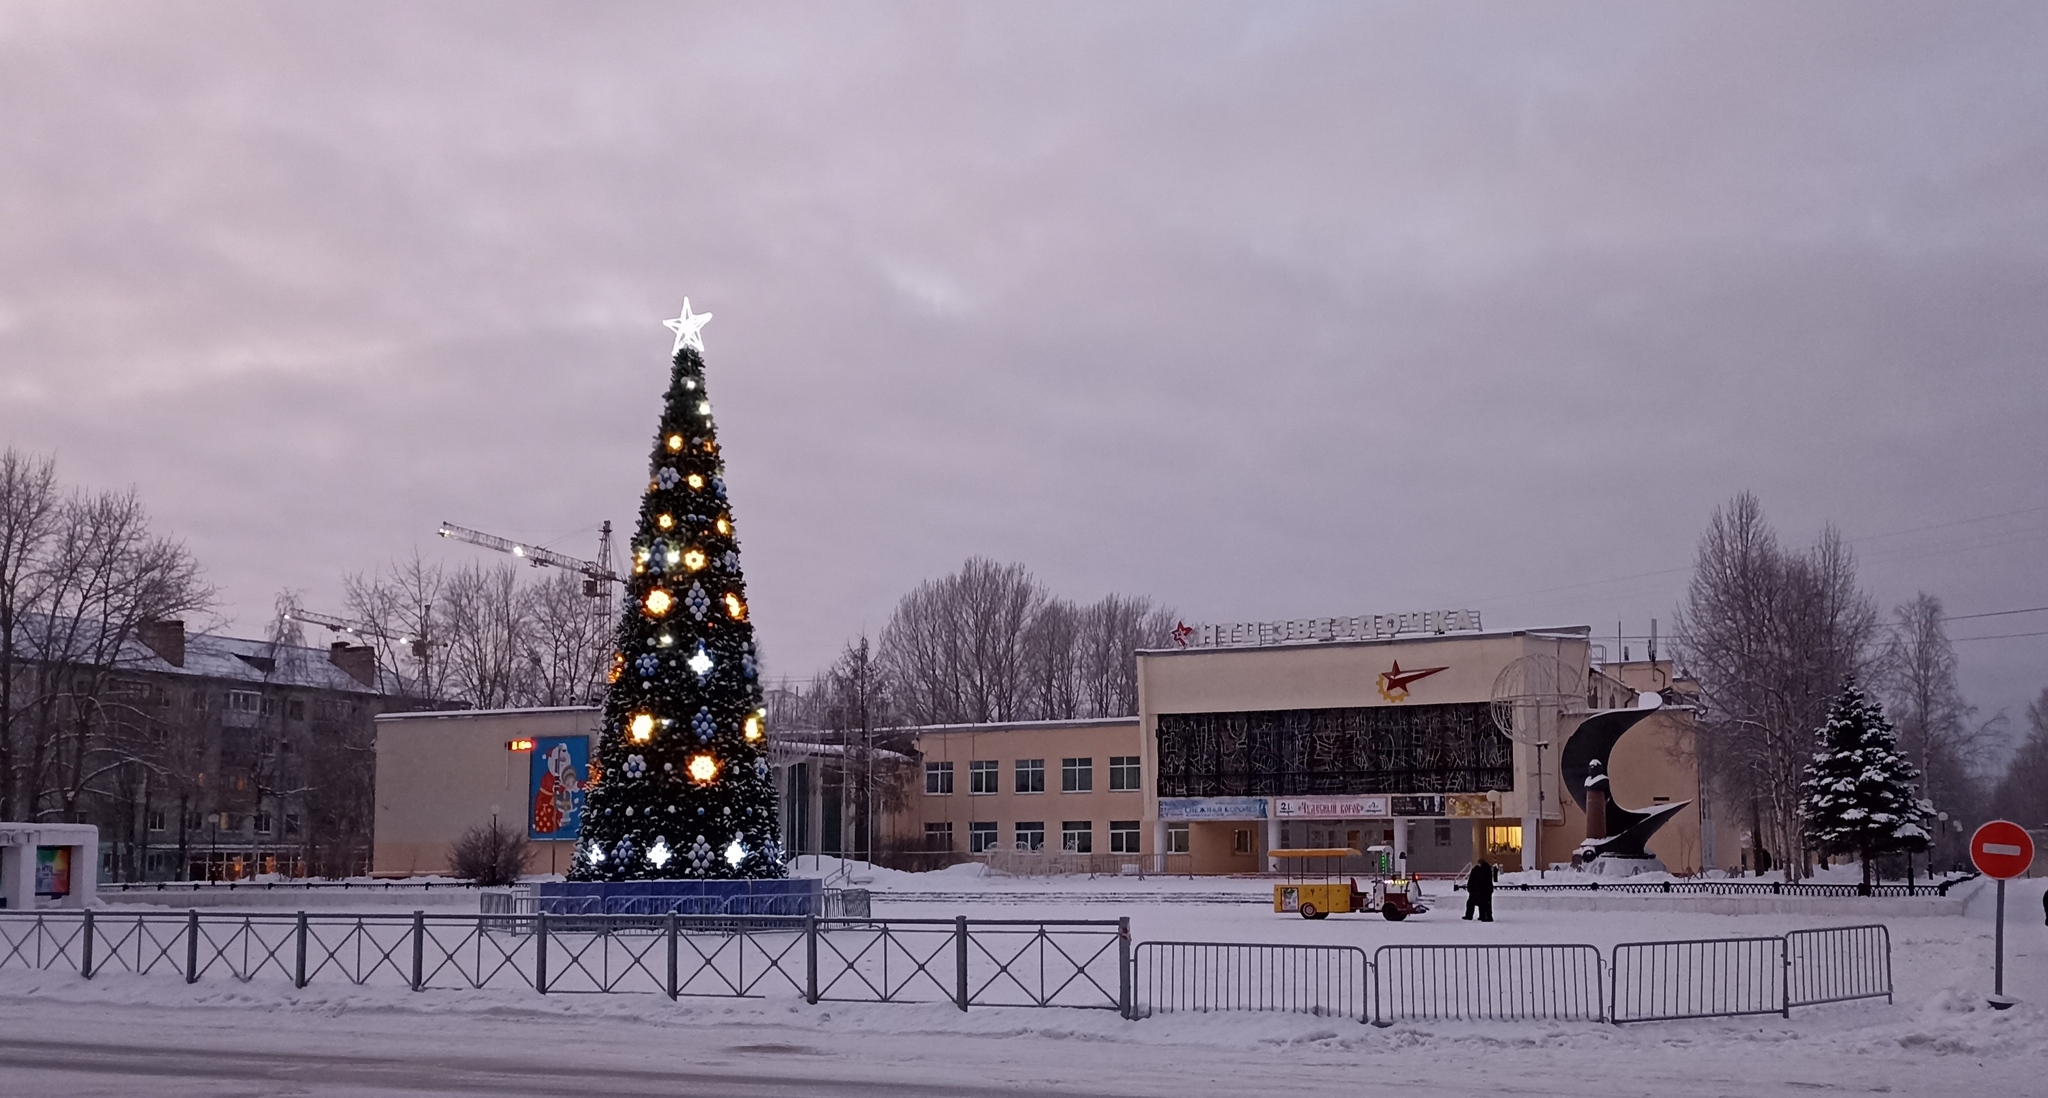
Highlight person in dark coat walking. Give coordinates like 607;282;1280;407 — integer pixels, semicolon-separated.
1463;857;1496;922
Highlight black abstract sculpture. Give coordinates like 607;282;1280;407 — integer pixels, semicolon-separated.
1560;693;1688;862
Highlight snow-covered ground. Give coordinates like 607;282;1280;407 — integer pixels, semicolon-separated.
4;871;2043;1096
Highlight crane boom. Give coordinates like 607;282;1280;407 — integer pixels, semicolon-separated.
437;521;622;584
283;607;408;643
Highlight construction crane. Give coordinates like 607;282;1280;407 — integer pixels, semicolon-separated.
281;606;430;658
436;520;622;698
435;521;621;590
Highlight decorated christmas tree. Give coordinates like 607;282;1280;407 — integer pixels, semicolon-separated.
571;301;784;881
1799;679;1928;888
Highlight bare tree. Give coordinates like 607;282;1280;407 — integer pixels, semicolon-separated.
522;567;610;707
1991;689;2048;827
1075;593;1178;718
880;558;1046;724
1876;593;1995;863
343;551;447;701
1675;493;1877;877
0;448;59;821
1021;598;1083;720
437;560;531;709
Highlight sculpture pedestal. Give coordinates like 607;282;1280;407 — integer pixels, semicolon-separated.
1586;854;1666;878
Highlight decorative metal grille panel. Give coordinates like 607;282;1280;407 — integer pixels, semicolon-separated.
1155;702;1512;797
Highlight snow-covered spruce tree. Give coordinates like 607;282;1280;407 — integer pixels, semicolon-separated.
1799;680;1929;888
571;301;783;881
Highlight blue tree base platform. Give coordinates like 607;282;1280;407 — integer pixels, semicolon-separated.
530;878;821;916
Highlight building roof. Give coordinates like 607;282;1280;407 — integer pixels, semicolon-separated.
904;716;1140;735
18;616;399;695
375;705;599;723
1136;624;1593;657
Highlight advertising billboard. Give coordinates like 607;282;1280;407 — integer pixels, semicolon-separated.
529;736;589;840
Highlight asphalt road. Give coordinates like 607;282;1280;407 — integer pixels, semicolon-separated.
0;1036;1135;1098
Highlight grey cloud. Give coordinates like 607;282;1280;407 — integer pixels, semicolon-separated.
2;1;2045;722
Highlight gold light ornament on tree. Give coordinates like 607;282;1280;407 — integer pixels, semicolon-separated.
687;754;720;783
628;712;656;743
656;514;674;530
644;588;674;616
743;713;763;741
666;434;685;452
724;593;747;620
682;548;707;571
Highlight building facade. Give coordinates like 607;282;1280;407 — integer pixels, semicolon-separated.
887;719;1147;869
367;614;1735;880
1137;616;1731;876
10;620;416;882
373;706;601;877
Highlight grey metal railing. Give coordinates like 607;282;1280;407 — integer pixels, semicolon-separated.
0;909;1893;1028
1467;876;1973;898
1786;924;1892;1009
1610;936;1786;1023
1132;941;1369;1021
0;909;1125;1012
1371;943;1606;1025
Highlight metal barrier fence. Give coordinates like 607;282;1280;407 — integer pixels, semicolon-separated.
1786;925;1892;1009
1470;877;1973;898
1371;943;1606;1025
0;910;1892;1028
0;910;1126;1012
1611;936;1786;1023
1132;941;1368;1020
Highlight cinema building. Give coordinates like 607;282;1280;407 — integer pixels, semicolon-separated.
1133;612;1725;875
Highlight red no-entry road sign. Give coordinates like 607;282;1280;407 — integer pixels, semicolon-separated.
1970;820;2035;880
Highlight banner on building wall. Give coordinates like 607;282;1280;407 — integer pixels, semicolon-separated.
1157;796;1268;821
1445;793;1500;818
1272;795;1391;819
529;737;589;840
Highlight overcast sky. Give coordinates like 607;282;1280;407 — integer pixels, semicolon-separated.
3;3;2044;731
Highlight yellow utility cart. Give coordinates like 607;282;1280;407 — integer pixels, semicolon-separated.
1272;848;1366;919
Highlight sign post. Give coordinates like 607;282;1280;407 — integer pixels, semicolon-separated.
1969;819;2036;1008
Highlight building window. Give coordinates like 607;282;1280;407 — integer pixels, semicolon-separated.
1061;821;1093;853
1232;828;1254;855
183;810;205;831
924;761;954;795
1108;755;1141;791
1060;757;1093;793
1167;823;1190;854
254;812;274;836
1434;820;1453;847
288;699;306;721
146;810;167;833
224;813;245;833
1109;820;1140;854
284;813;301;836
1014;759;1045;794
969;821;998;853
969;759;999;794
260;696;277;717
314;699;343;720
1014;821;1045;851
149;724;168;744
226;690;261;713
924;822;954;851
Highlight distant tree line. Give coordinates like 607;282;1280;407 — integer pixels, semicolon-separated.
312;551;611;710
765;558;1176;864
1676;492;2008;876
